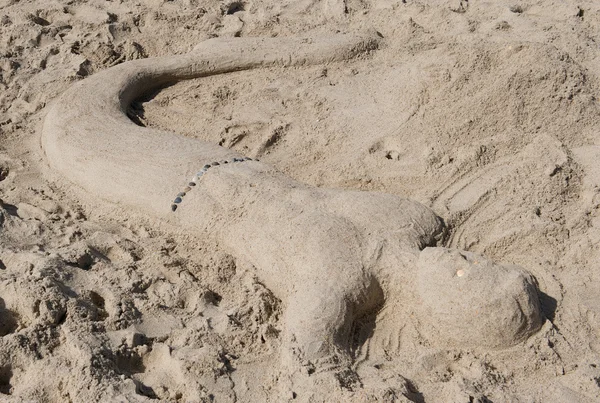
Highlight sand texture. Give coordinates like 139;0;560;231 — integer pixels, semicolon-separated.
1;0;600;402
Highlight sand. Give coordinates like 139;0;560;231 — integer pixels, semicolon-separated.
1;0;600;402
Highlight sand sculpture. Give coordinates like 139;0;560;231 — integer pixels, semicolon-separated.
41;32;543;373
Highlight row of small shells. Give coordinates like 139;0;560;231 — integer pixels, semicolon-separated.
171;157;254;212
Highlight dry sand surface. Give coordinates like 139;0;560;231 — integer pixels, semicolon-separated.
1;0;600;402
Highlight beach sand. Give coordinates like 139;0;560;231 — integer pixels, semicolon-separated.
1;0;600;401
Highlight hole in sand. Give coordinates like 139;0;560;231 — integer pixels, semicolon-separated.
349;279;384;359
0;365;12;395
116;353;146;376
87;291;108;320
202;289;222;306
0;165;8;182
224;1;245;14
76;252;95;270
134;379;157;399
385;150;401;160
509;5;524;13
27;14;50;26
0;298;19;336
89;291;105;310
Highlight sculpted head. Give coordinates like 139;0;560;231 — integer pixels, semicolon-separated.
415;247;543;349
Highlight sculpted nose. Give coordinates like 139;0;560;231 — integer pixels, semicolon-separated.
414;247;543;349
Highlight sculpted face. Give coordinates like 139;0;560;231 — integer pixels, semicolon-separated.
415;247;543;349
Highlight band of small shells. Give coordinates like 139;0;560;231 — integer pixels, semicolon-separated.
171;157;254;212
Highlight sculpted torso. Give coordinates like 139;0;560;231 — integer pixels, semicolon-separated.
41;32;543;390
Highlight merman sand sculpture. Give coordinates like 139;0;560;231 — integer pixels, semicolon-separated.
41;32;543;374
